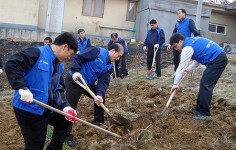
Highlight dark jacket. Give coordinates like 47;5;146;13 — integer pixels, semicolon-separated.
144;27;165;49
107;37;128;53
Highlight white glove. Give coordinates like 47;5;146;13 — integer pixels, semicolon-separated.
72;72;82;81
169;84;179;95
0;69;2;74
19;89;33;104
95;96;103;106
63;106;78;123
143;46;147;52
167;44;172;51
154;44;159;49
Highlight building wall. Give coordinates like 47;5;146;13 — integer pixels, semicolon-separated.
0;0;39;30
38;0;49;30
63;0;135;40
136;0;211;43
208;12;236;44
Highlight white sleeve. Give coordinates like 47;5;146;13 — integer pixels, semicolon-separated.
174;46;194;85
186;60;200;72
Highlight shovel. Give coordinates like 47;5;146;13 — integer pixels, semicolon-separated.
148;47;158;79
112;62;120;85
75;76;130;126
158;73;187;116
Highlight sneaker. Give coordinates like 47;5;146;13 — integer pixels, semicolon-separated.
193;114;210;121
149;74;155;80
65;136;78;147
146;74;150;79
156;75;161;79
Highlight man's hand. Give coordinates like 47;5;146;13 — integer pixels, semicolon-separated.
94;96;103;106
169;84;179;95
0;69;2;74
184;70;189;75
72;72;82;81
143;46;147;52
19;89;33;104
63;106;78;124
154;44;159;49
167;44;172;51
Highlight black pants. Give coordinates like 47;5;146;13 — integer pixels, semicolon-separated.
14;107;71;150
147;48;161;76
195;52;228;116
173;48;181;71
65;74;105;134
113;52;127;77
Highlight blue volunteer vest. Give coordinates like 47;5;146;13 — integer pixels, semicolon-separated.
78;37;89;52
12;45;64;115
176;17;191;38
147;27;163;48
70;48;112;86
109;37;128;53
183;37;223;66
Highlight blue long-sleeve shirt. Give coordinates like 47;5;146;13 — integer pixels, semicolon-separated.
173;18;200;37
70;46;113;97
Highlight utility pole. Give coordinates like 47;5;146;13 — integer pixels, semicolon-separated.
196;0;203;31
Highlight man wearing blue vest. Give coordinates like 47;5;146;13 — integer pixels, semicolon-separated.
77;29;91;53
5;32;79;150
107;33;128;78
169;33;228;121
143;19;165;79
168;9;200;72
64;43;124;146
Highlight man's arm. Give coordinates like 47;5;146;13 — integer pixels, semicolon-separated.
174;46;194;84
0;56;3;69
96;67;113;97
5;48;40;90
87;38;91;47
159;29;165;46
71;46;100;74
172;23;177;34
189;19;200;37
107;40;113;49
144;34;148;47
53;75;70;110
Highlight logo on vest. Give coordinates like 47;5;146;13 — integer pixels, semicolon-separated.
98;58;104;63
39;60;48;64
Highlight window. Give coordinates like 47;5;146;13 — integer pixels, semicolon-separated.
126;1;138;22
208;23;227;35
82;0;105;17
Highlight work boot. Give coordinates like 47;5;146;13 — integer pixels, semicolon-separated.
193;114;210;121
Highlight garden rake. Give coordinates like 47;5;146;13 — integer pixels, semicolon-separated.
158;73;187;116
74;75;130;126
32;99;141;149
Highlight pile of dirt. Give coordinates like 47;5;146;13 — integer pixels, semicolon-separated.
0;81;235;149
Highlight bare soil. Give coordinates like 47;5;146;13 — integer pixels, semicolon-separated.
0;40;235;150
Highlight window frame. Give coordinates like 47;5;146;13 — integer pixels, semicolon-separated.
208;23;227;35
126;1;138;22
82;0;105;18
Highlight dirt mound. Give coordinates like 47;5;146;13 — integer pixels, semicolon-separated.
0;81;235;149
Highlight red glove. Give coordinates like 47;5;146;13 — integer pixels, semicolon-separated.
169;84;179;95
184;70;189;75
95;96;103;106
167;44;172;51
63;106;78;124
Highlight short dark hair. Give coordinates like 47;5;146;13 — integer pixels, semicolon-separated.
44;37;52;43
78;29;85;34
178;9;187;16
111;33;118;38
169;33;185;45
108;43;124;53
150;19;157;24
54;32;78;53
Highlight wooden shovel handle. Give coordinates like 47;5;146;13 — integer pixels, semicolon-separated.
165;74;187;108
151;47;158;70
74;78;110;114
32;99;121;138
